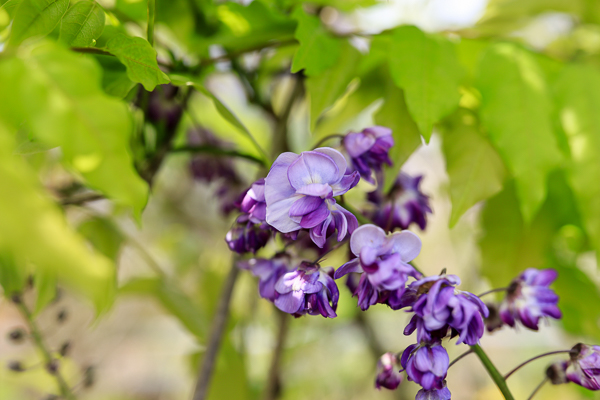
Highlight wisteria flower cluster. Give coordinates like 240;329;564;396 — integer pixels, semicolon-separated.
221;126;600;400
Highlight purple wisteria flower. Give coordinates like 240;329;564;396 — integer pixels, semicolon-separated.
368;172;432;231
274;262;339;318
499;268;561;331
264;148;360;248
375;352;403;390
403;275;489;346
334;224;422;311
343;126;394;184
238;257;291;301
225;179;272;254
566;343;600;390
416;384;452;400
401;342;449;391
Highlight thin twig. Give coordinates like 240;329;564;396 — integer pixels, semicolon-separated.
60;192;104;206
527;377;549;400
271;74;304;159
170;145;267;167
471;344;515;400
263;310;290;400
477;287;509;298
312;238;349;264
147;0;156;47
504;350;571;380
16;300;76;400
199;39;297;68
192;263;241;400
312;134;345;149
449;348;474;368
354;312;385;358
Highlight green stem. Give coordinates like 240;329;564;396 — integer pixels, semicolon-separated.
471;344;515;400
147;0;156;46
16;301;76;400
338;201;370;225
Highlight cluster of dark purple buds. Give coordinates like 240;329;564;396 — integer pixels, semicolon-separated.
342;126;394;184
549;343;600;390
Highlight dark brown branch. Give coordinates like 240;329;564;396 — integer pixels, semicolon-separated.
263;310;290;400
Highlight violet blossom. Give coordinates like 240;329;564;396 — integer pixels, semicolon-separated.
368;172;432;231
416;385;452;400
225;179;271;254
274;262;339;318
403;275;489;346
499;268;561;331
375;352;403;390
401;342;449;391
566;343;600;390
264;148;360;248
334;224;422;311
343;126;394;184
238;257;290;301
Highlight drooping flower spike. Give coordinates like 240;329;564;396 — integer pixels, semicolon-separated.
375;352;403;390
401;342;449;391
499;268;561;331
334;224;422;310
368;172;432;231
415;385;452;400
403;274;489;346
274;262;339;318
264;148;360;248
343;126;394;184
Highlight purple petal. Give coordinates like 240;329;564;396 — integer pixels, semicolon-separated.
264;152;298;204
289;196;324;217
266;196;302;233
344;132;376;158
331;171;360;196
349;224;387;256
287;151;339;189
295;183;333;198
334;259;363;279
314;147;348;178
387;230;422;262
364;126;392;139
274;291;304;314
300;202;330;228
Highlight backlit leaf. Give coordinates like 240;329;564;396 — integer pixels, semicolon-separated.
59;0;105;47
388;26;463;142
476;43;562;222
9;0;68;46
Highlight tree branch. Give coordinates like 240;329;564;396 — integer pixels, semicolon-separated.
263;310;290;400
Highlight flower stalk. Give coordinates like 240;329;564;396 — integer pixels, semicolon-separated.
471;344;515;400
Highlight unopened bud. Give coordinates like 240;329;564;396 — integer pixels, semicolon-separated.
56;309;68;323
8;361;24;372
46;359;59;375
8;328;26;343
10;293;21;304
484;302;504;332
546;361;569;385
59;342;71;357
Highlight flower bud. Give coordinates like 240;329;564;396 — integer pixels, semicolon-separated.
375;352;403;390
8;328;26;343
484;302;504;332
546;361;569;385
566;343;600;390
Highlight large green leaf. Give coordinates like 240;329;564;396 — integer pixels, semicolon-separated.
120;277;207;339
290;8;340;77
477;43;562;222
103;33;170;91
0;123;115;312
387;26;463;142
9;0;68;46
441;110;507;227
78;216;124;261
0;251;28;297
554;64;600;265
59;0;105;47
307;40;361;130
373;75;422;192
0;43;149;218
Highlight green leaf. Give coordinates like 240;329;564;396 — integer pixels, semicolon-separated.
0;43;149;218
373;75;422;192
78;217;124;261
441;110;507;227
59;0;105;47
307;40;361;131
33;269;57;314
170;74;269;165
9;0;68;46
94;54;136;98
290;8;340;77
103;33;170;91
0;122;116;312
120;277;207;339
554;64;600;266
388;26;463;142
0;251;28;296
476;43;562;222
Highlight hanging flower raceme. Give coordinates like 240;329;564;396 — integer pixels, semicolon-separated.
368;172;432;231
264;148;360;248
273;262;339;318
566;343;600;390
499;268;561;331
375;352;403;390
342;126;394;184
225;179;272;254
403;274;489;346
238;256;291;301
334;224;422;311
401;342;449;391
